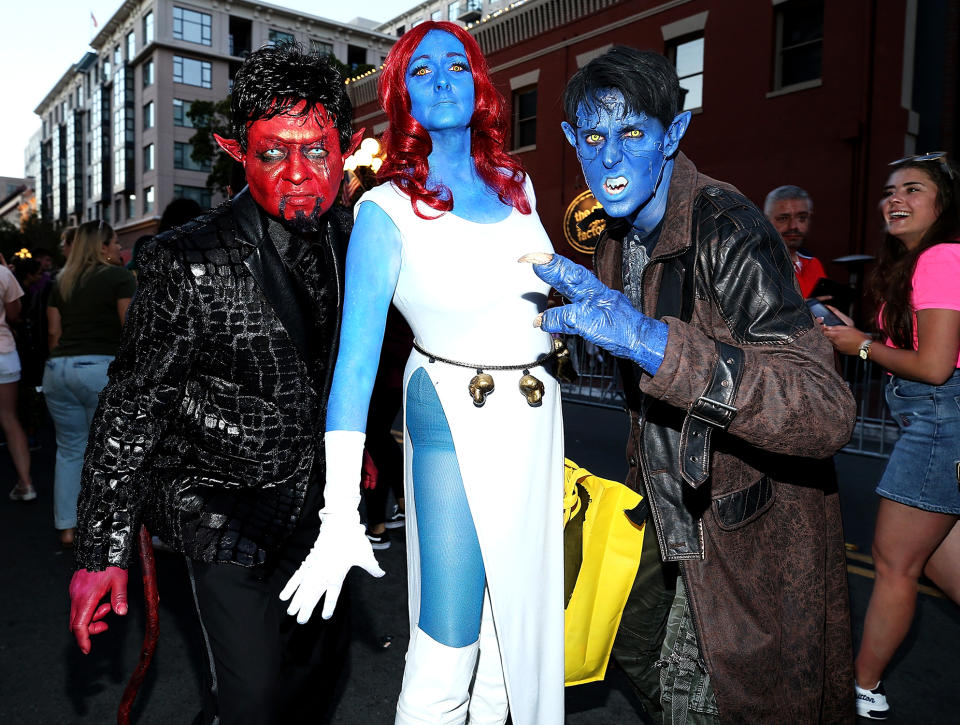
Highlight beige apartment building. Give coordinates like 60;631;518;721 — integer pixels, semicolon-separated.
34;0;394;246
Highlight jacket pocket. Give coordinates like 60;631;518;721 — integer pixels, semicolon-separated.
713;476;774;531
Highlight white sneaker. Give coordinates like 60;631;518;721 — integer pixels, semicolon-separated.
856;680;890;720
9;484;37;502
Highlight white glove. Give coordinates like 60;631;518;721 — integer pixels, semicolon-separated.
280;430;385;623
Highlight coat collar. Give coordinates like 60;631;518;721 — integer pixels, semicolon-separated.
233;187;314;363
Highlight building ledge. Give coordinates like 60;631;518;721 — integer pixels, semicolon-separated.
765;78;822;99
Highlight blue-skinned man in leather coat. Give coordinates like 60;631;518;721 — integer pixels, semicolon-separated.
523;47;856;724
67;43;372;725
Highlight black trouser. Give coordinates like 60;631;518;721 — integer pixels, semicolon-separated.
360;376;404;527
187;484;351;725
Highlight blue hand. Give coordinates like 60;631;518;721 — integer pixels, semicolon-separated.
530;254;667;375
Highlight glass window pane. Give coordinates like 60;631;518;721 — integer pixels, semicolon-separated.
781;44;821;86
675;38;704;77
782;2;824;47
680;74;703;110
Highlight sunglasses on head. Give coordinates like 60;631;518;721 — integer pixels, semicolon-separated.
889;151;955;181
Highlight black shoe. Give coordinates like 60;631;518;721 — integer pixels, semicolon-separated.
384;505;405;530
366;529;391;550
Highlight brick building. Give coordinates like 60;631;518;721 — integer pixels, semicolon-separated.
348;0;959;277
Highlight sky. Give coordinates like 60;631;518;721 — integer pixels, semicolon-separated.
0;0;415;178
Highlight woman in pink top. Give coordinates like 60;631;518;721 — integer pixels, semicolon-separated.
821;153;960;720
0;253;35;501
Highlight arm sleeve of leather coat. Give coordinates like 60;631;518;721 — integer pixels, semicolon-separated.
639;218;855;459
75;239;199;571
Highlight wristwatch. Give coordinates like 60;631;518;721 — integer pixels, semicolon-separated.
858;339;873;360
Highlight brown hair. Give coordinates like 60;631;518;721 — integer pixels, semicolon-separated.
866;157;960;349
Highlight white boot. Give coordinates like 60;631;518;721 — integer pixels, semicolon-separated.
396;627;480;725
467;591;509;724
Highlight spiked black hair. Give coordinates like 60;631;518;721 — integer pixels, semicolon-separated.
563;46;683;130
230;42;354;153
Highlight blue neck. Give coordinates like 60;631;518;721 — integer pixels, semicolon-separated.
628;157;675;235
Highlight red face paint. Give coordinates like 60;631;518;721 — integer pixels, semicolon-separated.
242;101;344;227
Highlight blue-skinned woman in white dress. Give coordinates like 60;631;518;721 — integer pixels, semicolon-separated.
281;21;564;725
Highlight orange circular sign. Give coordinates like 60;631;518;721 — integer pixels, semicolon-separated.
562;191;606;254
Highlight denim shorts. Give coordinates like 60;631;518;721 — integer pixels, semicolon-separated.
876;368;960;514
0;349;21;384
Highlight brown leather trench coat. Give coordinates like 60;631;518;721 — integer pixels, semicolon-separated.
594;153;856;723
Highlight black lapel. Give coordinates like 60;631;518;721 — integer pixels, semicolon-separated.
234;190;311;361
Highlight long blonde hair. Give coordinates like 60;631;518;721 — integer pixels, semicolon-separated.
57;220;114;300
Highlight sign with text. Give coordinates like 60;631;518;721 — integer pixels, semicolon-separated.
563;191;605;255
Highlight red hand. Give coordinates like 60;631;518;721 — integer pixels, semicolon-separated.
361;448;379;490
69;567;129;654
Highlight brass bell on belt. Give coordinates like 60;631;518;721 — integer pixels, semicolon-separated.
469;372;495;407
519;371;545;407
552;338;578;383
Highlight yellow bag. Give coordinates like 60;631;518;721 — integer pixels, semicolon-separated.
563;458;645;686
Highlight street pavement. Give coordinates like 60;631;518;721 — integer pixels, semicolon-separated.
1;401;958;724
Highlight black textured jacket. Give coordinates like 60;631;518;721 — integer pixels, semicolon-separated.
75;189;348;571
594;154;856;722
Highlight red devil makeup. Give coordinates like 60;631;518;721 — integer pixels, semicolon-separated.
216;100;360;231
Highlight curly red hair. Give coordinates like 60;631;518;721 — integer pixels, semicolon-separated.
377;21;530;219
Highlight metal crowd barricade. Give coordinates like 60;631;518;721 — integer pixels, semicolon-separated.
839;356;898;459
559;335;896;459
558;335;625;409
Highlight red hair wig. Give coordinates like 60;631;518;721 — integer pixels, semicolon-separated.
377;21;530;219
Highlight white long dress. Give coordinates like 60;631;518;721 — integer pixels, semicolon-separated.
355;176;565;724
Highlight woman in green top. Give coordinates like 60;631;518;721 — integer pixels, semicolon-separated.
44;221;137;548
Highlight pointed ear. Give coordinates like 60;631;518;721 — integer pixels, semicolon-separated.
346;129;365;158
561;121;577;149
214;134;245;164
663;111;691;157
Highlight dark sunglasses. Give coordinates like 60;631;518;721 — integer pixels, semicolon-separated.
889;151;955;181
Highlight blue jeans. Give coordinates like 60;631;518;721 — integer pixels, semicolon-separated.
42;355;113;529
877;368;960;514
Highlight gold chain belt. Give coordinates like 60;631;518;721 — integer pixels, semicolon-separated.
412;338;567;408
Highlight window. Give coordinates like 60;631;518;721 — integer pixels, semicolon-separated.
512;86;537;149
143;58;154;87
143;101;155;129
144;186;155;214
448;2;459;22
143;144;155;171
174;56;212;88
143;11;154;44
126;194;137;219
431;10;442;21
173;6;212;45
347;45;366;69
174;141;211;172
126;31;136;61
174;184;211;208
269;29;295;46
774;0;824;89
114;45;121;66
173;99;194;127
396;25;405;37
667;35;704;110
310;39;333;57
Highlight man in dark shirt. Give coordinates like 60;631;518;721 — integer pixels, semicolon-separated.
67;43;363;724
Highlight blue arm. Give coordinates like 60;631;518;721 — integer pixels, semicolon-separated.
530;254;667;375
326;201;402;432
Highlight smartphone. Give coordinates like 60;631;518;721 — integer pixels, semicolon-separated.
806;299;846;327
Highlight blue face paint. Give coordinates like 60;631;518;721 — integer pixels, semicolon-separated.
563;89;668;225
406;30;475;133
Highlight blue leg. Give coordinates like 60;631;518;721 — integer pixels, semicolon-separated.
406;367;485;647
